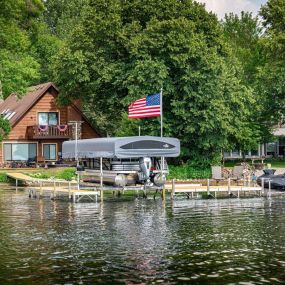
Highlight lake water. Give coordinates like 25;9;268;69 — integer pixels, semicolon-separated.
0;189;284;285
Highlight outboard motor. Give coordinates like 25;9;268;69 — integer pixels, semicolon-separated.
139;157;152;184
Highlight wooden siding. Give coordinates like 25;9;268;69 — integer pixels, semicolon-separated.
0;89;99;162
8;91;67;140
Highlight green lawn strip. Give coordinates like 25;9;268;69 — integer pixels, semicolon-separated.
224;159;285;169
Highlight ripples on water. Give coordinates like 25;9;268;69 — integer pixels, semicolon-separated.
0;189;284;284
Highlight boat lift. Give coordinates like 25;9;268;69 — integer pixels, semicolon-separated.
62;136;181;197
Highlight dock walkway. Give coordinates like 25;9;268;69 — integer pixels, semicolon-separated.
167;179;268;199
7;172;99;202
7;172;272;202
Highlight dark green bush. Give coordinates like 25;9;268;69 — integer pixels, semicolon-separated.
168;164;211;179
0;173;9;183
55;168;76;181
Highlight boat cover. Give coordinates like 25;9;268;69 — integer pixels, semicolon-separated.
62;136;180;159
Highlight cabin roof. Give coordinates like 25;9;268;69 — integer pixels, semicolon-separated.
0;82;59;127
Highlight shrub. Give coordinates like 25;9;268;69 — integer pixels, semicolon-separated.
55;168;76;181
168;164;211;180
0;173;9;183
28;172;50;179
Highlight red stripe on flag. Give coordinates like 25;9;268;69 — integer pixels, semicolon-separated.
128;96;160;119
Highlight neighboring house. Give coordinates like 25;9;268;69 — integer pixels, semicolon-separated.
224;126;285;159
0;82;99;164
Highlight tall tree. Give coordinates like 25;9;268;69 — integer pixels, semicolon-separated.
222;12;264;84
0;0;44;97
257;0;285;128
52;0;259;165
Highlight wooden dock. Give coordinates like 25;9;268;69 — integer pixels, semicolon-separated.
6;172;100;202
167;179;268;199
6;172;272;202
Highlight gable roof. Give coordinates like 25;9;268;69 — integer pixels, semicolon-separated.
0;82;58;127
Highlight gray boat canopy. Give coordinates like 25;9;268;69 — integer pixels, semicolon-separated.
62;136;180;159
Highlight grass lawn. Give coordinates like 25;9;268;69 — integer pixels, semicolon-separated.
224;159;285;168
0;167;76;182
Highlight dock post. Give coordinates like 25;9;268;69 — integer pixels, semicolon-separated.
100;157;104;202
162;186;166;201
15;179;18;191
68;181;71;199
228;178;231;196
237;186;240;198
171;179;175;199
207;179;210;196
40;181;43;198
268;179;271;199
261;178;264;196
53;179;56;199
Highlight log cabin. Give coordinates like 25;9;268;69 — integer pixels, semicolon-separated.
0;82;99;165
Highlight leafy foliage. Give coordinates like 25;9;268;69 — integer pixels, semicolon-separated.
0;118;11;141
0;0;44;98
1;0;285;169
168;164;211;180
256;0;285;129
0;173;9;183
51;0;259;166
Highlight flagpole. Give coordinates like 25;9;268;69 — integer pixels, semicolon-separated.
160;87;164;181
160;87;163;137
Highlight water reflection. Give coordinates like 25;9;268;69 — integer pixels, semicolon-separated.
0;189;284;284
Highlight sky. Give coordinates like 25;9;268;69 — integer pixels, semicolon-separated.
197;0;268;19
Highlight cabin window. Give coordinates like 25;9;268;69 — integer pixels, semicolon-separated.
3;143;37;161
38;112;58;125
43;144;57;160
266;142;277;156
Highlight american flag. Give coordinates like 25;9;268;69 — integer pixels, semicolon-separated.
128;93;161;119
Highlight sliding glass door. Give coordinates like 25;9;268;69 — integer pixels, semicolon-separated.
43;144;57;160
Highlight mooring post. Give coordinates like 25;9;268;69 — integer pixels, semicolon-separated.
162;186;166;201
68;181;71;199
228;178;231;196
100;157;104;202
40;181;43;198
53;179;56;199
268;179;271;199
15;179;18;191
261;178;264;196
171;179;175;199
207;179;210;196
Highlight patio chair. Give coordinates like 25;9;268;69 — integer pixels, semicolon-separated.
211;166;224;184
231;165;244;181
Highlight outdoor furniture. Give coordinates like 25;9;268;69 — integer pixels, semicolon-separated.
211;166;224;184
231;165;244;181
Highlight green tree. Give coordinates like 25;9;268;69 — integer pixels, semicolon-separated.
43;0;89;39
222;12;264;84
0;0;44;98
0;118;11;142
257;0;285;128
52;0;259;165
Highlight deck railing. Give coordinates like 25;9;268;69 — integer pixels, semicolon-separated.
27;125;73;139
